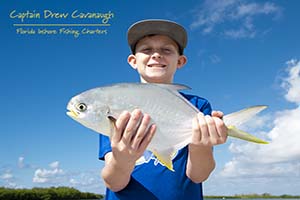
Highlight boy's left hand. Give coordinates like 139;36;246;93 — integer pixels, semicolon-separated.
190;111;228;147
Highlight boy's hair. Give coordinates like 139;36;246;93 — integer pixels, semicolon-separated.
127;19;187;55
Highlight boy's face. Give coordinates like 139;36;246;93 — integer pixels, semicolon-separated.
128;35;187;84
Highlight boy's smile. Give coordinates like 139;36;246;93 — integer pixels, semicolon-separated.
147;60;167;70
128;35;187;84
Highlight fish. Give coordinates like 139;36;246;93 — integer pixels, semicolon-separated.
66;83;268;171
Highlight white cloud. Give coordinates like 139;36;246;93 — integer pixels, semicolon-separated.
18;156;36;169
282;60;300;104
207;59;300;195
0;170;18;189
33;161;65;184
235;2;280;17
1;172;13;180
190;0;236;31
49;161;60;169
18;157;25;169
31;160;105;193
224;17;256;39
69;173;98;187
68;170;106;193
18;156;25;168
190;0;281;38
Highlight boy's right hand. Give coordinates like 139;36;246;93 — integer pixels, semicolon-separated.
110;109;156;169
102;109;156;191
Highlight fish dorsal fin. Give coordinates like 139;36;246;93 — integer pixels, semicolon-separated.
153;83;191;91
153;83;200;114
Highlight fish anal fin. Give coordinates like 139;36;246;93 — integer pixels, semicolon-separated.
152;149;175;172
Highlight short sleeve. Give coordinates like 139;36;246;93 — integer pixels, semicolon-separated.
196;98;212;115
98;134;112;160
179;92;212;115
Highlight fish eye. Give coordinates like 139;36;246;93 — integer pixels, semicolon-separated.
76;103;87;112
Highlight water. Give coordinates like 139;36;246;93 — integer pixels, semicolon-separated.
204;198;299;200
82;198;299;200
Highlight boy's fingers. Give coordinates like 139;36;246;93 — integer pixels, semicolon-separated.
122;109;142;144
197;113;209;141
214;117;228;143
139;124;156;152
205;115;219;143
111;111;130;143
131;114;151;150
192;116;201;142
211;110;224;119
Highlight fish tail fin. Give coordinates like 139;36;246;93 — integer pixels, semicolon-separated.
152;149;175;172
227;125;269;144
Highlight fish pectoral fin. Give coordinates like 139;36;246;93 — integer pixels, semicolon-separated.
107;109;124;124
107;115;117;123
107;111;119;121
152;149;175;172
107;117;116;138
227;125;269;144
107;109;133;138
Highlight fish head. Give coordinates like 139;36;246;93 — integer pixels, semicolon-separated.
66;89;113;136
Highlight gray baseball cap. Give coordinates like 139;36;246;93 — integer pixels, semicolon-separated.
127;19;187;55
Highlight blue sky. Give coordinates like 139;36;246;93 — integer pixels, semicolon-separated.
1;0;300;196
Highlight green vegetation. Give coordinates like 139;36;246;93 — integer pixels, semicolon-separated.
204;193;300;199
0;186;103;200
1;188;299;200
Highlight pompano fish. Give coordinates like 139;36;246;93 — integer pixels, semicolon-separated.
66;83;268;171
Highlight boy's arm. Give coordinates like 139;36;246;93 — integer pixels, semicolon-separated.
101;152;134;192
101;109;156;192
186;111;228;183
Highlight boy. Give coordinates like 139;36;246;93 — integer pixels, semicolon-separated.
99;19;228;200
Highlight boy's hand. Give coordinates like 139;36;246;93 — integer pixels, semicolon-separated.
191;111;228;147
186;110;228;183
102;109;156;191
110;109;156;168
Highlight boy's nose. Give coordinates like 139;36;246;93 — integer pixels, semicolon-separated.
151;52;162;59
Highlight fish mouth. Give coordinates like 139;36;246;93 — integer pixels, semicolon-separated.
66;109;79;118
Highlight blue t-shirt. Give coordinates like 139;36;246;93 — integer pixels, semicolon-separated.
99;93;212;200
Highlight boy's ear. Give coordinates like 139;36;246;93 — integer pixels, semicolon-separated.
177;55;187;69
128;54;137;69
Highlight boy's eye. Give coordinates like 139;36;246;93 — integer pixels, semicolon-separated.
138;47;176;54
141;48;152;53
162;48;172;53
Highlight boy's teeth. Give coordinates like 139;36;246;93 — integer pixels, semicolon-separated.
149;64;164;67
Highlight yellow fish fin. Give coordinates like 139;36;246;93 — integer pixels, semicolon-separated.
227;125;269;144
152;149;175;172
